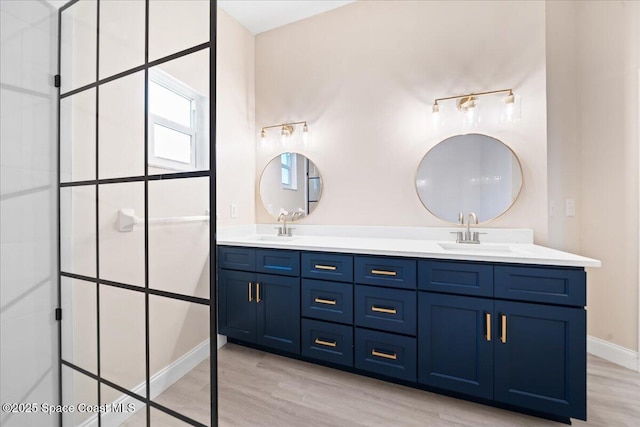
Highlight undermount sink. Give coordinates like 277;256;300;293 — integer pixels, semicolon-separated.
257;235;299;241
438;242;514;253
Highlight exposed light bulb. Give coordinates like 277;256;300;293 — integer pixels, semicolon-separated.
501;92;521;123
302;123;309;144
431;103;442;127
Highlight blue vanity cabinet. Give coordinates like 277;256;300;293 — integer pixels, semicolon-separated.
417;292;494;399
493;300;586;420
217;246;301;355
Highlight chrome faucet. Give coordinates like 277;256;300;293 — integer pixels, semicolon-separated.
451;212;482;244
276;212;290;237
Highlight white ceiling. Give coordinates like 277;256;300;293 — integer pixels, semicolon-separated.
218;0;355;35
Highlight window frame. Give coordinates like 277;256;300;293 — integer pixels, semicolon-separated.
281;152;298;190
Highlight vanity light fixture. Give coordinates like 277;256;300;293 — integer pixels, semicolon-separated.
260;121;309;144
431;88;521;127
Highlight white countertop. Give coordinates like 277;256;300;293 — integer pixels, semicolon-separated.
216;225;601;268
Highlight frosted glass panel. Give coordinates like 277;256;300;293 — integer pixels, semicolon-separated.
149;0;209;62
99;0;145;79
60;0;97;92
60;186;96;278
100;285;146;396
60;89;96;183
98;182;145;287
61;277;97;374
148;177;209;299
149;81;192;127
98;71;145;179
62;366;97;427
150;295;210;426
153;124;192;164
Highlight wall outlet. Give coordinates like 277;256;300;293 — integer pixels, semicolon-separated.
549;200;556;217
566;198;576;217
230;203;238;218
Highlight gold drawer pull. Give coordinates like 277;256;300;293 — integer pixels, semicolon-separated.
256;282;261;303
500;314;507;344
485;312;491;342
371;269;397;276
372;349;397;360
371;306;397;314
314;297;337;305
315;264;337;271
248;282;252;302
314;338;337;348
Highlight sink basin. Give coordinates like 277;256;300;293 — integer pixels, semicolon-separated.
257;235;299;241
438;242;513;253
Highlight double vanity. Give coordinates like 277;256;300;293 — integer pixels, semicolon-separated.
217;227;600;424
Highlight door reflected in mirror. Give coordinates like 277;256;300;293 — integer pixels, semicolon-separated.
259;152;323;220
416;134;523;223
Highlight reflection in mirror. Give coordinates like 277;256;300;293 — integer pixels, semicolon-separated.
416;134;523;223
148;49;209;175
259;152;323;219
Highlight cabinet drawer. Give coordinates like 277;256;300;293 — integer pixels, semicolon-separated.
354;256;416;289
218;246;255;272
495;266;586;307
302;279;353;324
354;285;416;335
302;252;353;282
355;328;416;382
302;319;353;367
418;260;493;297
256;249;300;277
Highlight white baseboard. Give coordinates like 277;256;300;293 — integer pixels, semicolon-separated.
80;339;211;427
587;335;639;372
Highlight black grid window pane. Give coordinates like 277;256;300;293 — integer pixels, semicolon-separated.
98;0;145;80
60;0;97;93
98;72;145;180
100;383;146;427
149;295;210;426
61;277;97;374
151;408;194;426
61;365;98;427
148;177;210;299
99;284;146;398
148;0;210;62
60;89;96;183
98;182;145;287
60;186;97;278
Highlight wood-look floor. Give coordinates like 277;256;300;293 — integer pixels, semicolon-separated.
124;343;640;426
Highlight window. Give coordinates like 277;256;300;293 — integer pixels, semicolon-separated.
148;68;206;171
281;152;297;190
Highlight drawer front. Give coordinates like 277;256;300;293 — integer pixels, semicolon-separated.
418;260;493;297
218;246;256;272
355;328;416;382
495;266;586;307
302;319;353;367
354;285;416;335
302;279;353;324
354;256;417;289
302;252;354;282
256;249;300;277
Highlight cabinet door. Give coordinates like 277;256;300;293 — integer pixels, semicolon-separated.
418;293;494;399
255;273;301;354
218;269;256;343
494;300;586;420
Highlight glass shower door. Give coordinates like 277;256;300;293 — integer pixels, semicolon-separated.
58;1;215;426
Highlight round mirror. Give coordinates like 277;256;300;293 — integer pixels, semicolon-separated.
415;134;523;223
259;152;323;220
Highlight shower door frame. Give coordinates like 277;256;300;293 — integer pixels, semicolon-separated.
55;0;217;425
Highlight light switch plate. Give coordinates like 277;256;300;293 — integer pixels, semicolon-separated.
566;199;576;217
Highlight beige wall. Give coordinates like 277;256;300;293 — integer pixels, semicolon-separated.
254;0;549;243
576;1;640;352
216;8;256;226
